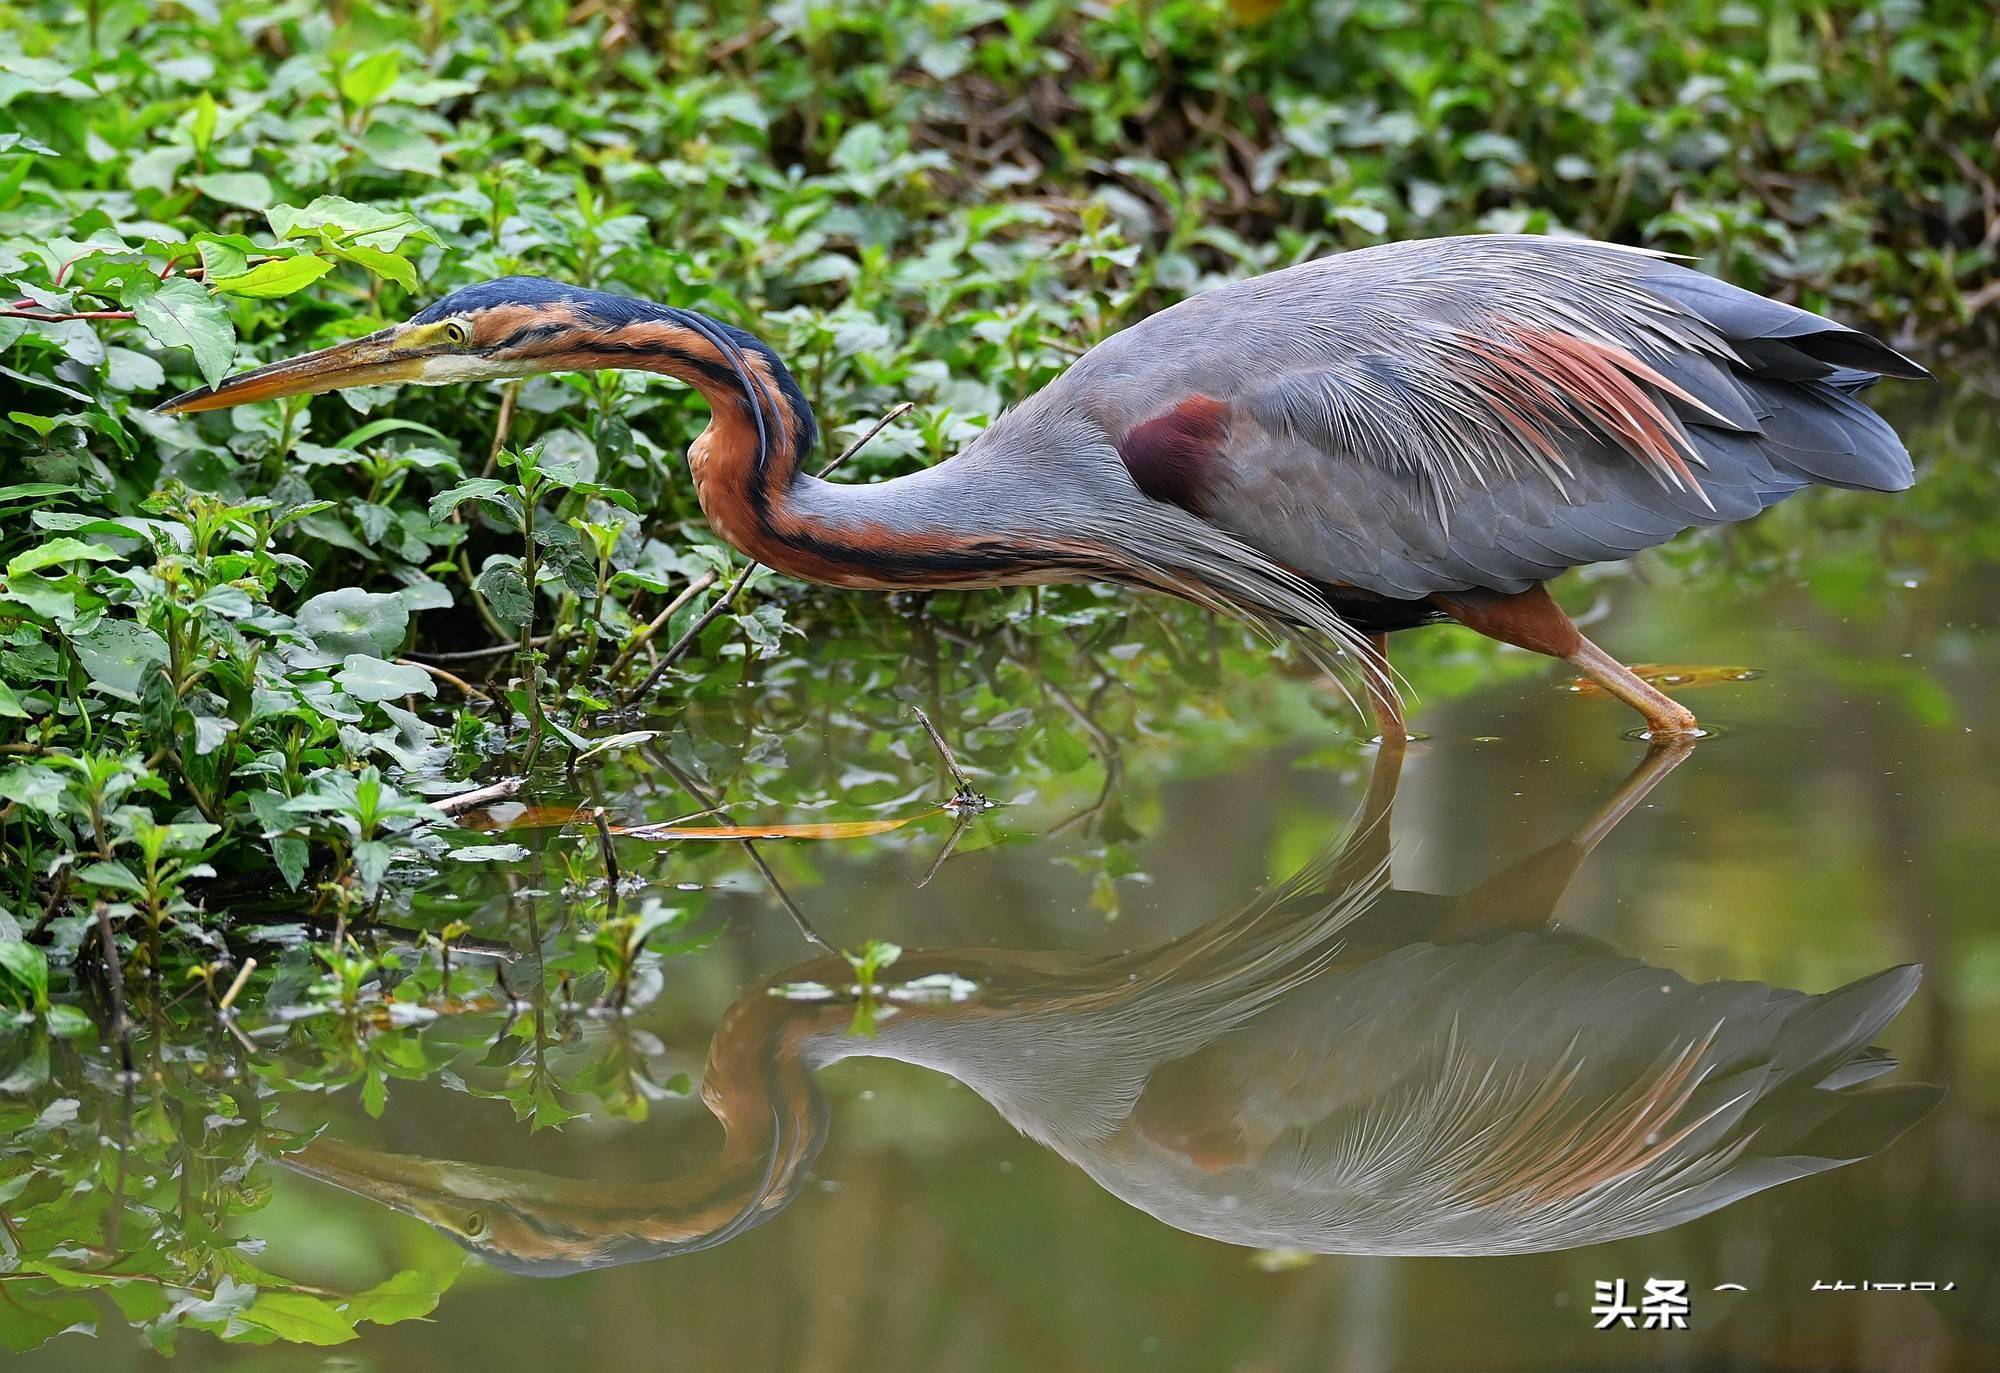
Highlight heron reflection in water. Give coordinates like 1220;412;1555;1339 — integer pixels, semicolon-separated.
284;743;1938;1274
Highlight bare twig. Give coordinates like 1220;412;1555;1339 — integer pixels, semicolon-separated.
432;776;524;816
816;401;913;477
216;958;257;1014
399;657;495;703
619;405;914;706
592;806;621;923
605;569;719;681
916;809;974;888
620;561;756;704
645;747;833;953
407;634;551;664
911;705;989;810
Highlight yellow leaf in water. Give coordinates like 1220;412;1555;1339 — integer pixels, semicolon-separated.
1565;665;1762;697
613;811;940;841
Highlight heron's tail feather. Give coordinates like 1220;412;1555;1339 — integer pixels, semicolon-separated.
1639;266;1923;494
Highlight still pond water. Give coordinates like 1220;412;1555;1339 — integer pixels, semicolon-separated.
8;369;1999;1370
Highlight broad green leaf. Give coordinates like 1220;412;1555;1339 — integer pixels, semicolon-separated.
128;277;234;387
294;588;409;662
474;562;532;629
189;91;217;155
6;538;117;576
327;241;417;291
210;256;333;299
75;860;145;895
340;50;401;108
429;478;522;526
267;195;416;250
68;620;170;701
191;171;275;210
334;654;434;703
0;483;76;505
235;1290;358;1346
0;939;48;1011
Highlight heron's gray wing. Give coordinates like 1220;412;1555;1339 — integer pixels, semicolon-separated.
1070;236;1923;598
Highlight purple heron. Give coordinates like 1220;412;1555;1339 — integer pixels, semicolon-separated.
161;235;1926;739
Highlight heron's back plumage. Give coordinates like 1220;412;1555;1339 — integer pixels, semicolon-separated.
1007;234;1923;600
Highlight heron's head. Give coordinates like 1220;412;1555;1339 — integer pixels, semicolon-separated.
278;1134;767;1277
154;277;675;414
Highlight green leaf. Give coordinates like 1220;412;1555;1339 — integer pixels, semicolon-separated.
0;939;49;1011
340;50;402;108
236;1290;358;1346
68;620;170;702
429;478;522;527
334;654;434;703
191;171;275;210
340;1262;462;1326
77;861;146;895
267;195;417;250
327;241;418;292
189;91;218;156
474;563;532;630
6;538;118;577
210;256;334;299
272;836;308;890
128;277;234;387
0;482;77;505
294;588;410;663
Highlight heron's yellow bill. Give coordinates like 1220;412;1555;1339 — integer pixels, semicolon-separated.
154;331;421;414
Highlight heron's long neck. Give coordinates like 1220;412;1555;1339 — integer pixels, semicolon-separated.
580;306;1097;589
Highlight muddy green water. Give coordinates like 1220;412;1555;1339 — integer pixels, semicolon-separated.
12;369;2000;1371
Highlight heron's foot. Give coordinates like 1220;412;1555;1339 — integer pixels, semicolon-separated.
1565;636;1702;739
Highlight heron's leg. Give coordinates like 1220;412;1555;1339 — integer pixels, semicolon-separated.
1437;737;1692;937
1362;632;1407;745
1566;637;1699;738
1329;709;1404;891
1430;584;1699;739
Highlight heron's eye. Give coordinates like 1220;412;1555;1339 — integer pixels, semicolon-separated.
464;1211;487;1238
442;320;470;347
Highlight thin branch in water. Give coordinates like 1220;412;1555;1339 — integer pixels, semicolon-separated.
399;657;494;703
917;809;974;888
645;747;833;953
911;704;990;811
216;958;257;1014
92;901;136;1078
592;806;622;923
433;776;525;817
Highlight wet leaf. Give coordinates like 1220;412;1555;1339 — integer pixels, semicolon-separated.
68;620;170;701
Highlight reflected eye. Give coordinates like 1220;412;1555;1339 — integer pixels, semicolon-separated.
442;320;470;346
464;1211;487;1239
